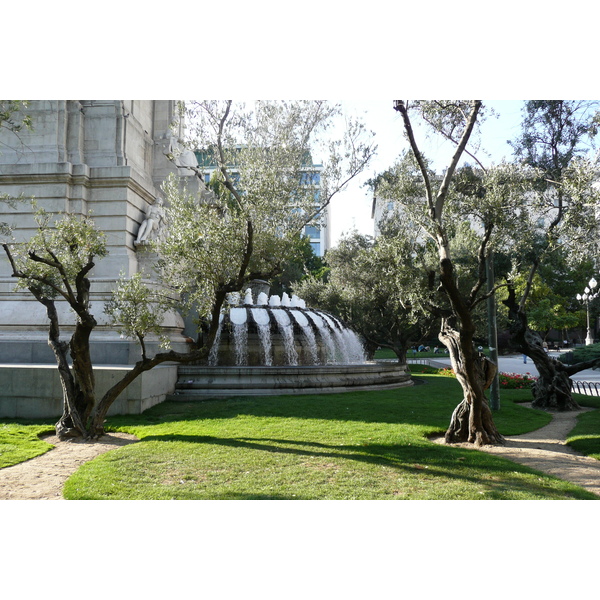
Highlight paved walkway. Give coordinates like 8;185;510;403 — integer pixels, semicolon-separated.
418;352;600;381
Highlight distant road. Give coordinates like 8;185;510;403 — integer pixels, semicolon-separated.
409;352;600;382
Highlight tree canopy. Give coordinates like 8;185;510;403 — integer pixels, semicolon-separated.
155;100;376;338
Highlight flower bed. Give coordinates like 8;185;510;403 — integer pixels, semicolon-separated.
437;367;537;390
499;372;537;389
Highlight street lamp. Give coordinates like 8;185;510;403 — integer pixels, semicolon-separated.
577;277;598;345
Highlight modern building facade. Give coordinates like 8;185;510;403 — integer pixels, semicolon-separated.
194;148;330;256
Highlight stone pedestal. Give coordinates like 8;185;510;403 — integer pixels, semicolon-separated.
0;100;198;365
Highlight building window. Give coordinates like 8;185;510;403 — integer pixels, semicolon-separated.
304;225;320;238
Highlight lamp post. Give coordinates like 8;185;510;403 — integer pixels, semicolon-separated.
577;277;598;345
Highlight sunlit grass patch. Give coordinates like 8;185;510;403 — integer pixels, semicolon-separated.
63;375;594;500
0;421;55;469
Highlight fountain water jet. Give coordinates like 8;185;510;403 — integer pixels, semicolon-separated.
172;286;413;399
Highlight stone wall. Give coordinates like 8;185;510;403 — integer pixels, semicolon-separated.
0;100;198;364
0;364;179;418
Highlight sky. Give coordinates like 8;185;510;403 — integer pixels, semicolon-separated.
326;100;526;247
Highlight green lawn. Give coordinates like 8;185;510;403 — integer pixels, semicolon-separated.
566;393;600;458
3;368;598;500
59;368;596;500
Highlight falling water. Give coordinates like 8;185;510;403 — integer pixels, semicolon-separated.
272;309;298;365
207;293;366;367
291;309;319;365
306;311;336;363
341;328;366;363
251;308;272;366
321;314;351;363
233;323;248;365
208;316;224;366
230;307;248;366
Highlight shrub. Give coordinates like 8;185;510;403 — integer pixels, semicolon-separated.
499;372;537;389
436;368;537;390
438;368;456;378
558;343;600;365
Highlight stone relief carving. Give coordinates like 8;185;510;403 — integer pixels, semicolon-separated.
134;198;165;246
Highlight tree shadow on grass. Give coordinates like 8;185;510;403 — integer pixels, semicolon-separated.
109;381;463;431
136;433;597;499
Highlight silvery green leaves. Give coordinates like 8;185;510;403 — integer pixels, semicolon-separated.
4;207;106;303
156;101;375;322
105;272;170;356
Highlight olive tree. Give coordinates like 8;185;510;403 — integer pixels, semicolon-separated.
503;100;600;410
1;208;206;439
156;100;376;354
375;101;539;446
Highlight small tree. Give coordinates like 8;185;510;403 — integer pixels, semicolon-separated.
157;100;376;353
1;208;205;438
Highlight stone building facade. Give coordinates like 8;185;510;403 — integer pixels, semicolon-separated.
0;100;199;365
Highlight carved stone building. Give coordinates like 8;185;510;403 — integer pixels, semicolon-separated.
0;100;199;367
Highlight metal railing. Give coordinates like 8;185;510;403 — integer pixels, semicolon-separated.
406;358;451;369
571;380;600;397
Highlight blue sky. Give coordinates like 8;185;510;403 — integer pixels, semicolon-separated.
327;100;526;246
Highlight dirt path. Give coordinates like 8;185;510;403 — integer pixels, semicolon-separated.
2;408;600;499
0;432;138;500
435;405;600;497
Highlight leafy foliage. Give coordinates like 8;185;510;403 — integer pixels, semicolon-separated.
295;228;431;359
157;101;375;327
0;100;32;135
105;272;170;355
558;342;600;365
4;207;107;301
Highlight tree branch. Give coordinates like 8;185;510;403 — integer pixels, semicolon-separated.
435;101;482;221
393;101;434;218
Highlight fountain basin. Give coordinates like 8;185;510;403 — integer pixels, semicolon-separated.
209;302;367;367
188;288;412;400
168;362;412;399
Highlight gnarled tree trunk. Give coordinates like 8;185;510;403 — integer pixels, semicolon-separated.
36;296;89;439
55;314;98;438
504;287;581;411
440;317;504;446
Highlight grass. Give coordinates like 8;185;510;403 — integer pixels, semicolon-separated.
58;367;595;500
3;366;598;500
0;421;55;469
566;393;600;458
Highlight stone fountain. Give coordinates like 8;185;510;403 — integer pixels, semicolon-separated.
169;286;412;399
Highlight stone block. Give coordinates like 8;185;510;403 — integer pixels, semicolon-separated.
0;364;179;418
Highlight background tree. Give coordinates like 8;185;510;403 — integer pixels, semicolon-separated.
157;100;376;356
503;100;600;410
294;225;432;362
269;235;328;298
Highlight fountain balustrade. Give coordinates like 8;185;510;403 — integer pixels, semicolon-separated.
208;290;366;367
